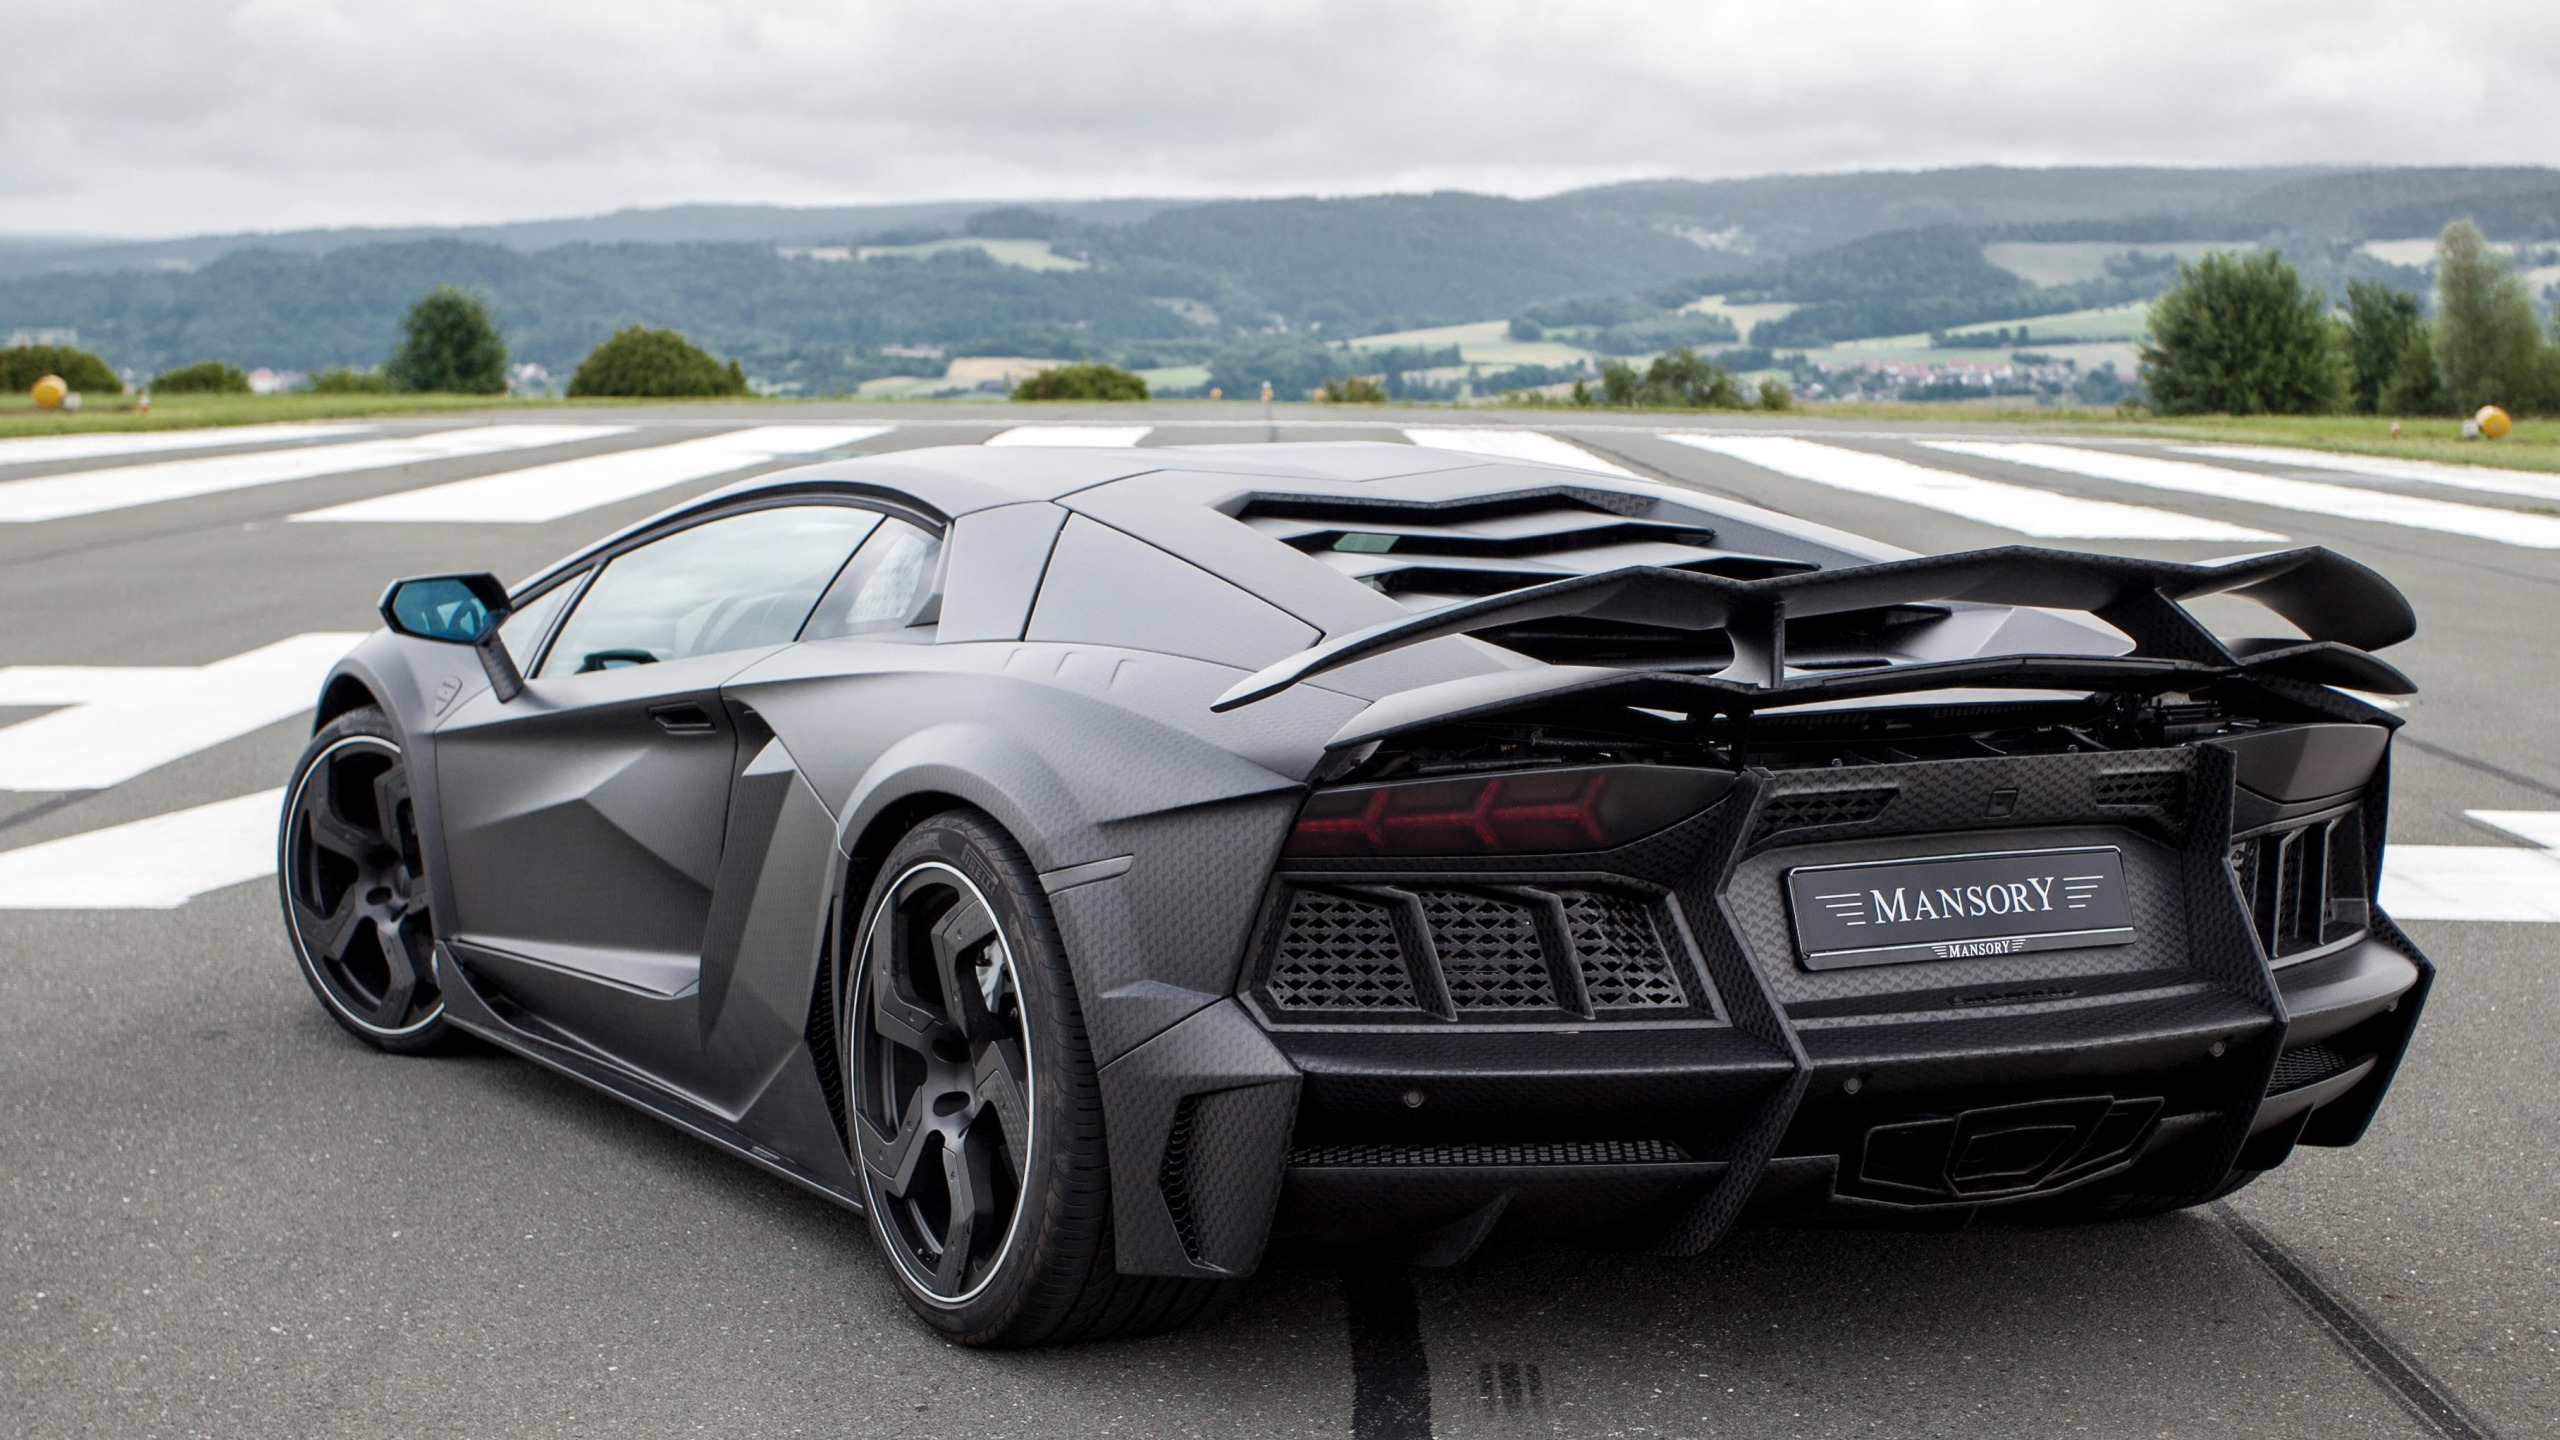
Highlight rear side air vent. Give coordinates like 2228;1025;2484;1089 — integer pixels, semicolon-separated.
1750;787;1899;845
1235;488;1816;613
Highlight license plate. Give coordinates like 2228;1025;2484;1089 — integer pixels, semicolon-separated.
1786;846;2134;970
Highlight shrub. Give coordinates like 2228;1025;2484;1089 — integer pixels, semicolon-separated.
1318;374;1388;404
308;366;395;394
1;344;122;395
1011;362;1148;402
1757;377;1793;411
388;286;509;394
567;326;750;398
2139;251;2344;415
152;360;251;394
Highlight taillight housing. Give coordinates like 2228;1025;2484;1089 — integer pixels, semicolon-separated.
1283;764;1733;858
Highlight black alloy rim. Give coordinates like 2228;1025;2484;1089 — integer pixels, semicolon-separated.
284;736;441;1035
849;863;1035;1304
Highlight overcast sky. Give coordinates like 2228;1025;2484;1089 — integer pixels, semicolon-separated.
4;0;2555;239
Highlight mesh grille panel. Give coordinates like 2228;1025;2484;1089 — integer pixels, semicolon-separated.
1290;1138;1689;1167
1750;787;1897;843
1267;890;1418;1011
2094;770;2184;816
2269;1042;2359;1093
1159;1095;1204;1262
1417;890;1556;1010
1565;891;1687;1009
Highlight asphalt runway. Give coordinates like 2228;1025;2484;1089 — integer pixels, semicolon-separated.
2;402;2554;1438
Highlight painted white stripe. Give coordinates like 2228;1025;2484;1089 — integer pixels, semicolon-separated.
2381;846;2560;921
0;422;374;468
1924;441;2560;549
983;425;1153;447
1402;427;1640;477
0;425;628;523
291;425;890;524
0;789;283;909
2377;810;2560;921
1665;434;2282;541
0;633;363;791
2171;444;2560;504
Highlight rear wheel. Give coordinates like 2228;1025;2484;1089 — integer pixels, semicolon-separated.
845;810;1232;1346
279;706;454;1054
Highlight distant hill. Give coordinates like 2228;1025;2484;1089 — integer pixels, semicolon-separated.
6;165;2557;387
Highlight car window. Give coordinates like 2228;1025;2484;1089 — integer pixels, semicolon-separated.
495;572;583;672
802;518;942;639
540;506;880;676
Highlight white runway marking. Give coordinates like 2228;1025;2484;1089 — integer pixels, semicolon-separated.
2171;444;2560;505
982;426;1154;447
1402;428;1640;477
0;425;628;523
0;789;283;909
2379;811;2560;922
0;422;374;468
1667;434;2283;541
291;425;890;524
0;633;363;791
1924;441;2560;549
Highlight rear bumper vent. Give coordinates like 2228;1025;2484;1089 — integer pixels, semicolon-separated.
2230;807;2371;965
1258;882;1698;1022
1290;1139;1689;1167
2269;1041;2363;1094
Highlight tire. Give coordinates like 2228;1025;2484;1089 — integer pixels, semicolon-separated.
278;706;457;1054
843;809;1234;1346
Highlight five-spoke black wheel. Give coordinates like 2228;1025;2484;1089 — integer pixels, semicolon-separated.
851;860;1036;1304
280;706;452;1052
843;811;1233;1346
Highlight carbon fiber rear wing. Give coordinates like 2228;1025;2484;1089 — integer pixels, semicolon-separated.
1211;545;2416;722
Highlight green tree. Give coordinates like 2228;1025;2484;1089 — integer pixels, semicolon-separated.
2138;251;2344;415
2377;325;2448;416
1641;347;1744;408
1317;374;1388;404
151;360;251;394
1507;316;1542;341
1756;377;1793;411
1011;361;1148;401
0;343;122;395
566;326;749;397
387;286;508;394
2430;220;2553;415
1598;360;1640;406
2340;280;2427;414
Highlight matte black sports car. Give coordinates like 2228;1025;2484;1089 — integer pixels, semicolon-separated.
280;441;2430;1346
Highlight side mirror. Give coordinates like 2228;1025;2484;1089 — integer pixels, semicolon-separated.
380;572;524;703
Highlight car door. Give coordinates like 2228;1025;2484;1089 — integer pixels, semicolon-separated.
431;502;881;1070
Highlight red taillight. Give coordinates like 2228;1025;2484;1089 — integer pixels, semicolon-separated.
1283;764;1732;858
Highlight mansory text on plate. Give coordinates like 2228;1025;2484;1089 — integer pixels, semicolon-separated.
279;442;2430;1345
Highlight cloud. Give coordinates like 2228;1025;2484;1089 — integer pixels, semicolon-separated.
4;0;2557;237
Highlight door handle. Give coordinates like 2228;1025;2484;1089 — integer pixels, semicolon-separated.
649;702;717;734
